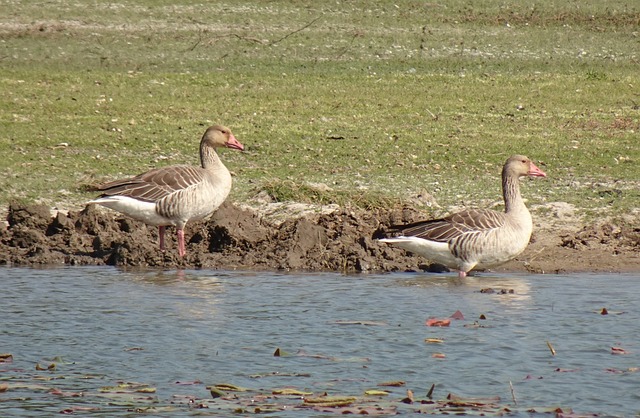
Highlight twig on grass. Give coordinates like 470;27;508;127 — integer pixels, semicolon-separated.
270;16;322;46
186;16;320;53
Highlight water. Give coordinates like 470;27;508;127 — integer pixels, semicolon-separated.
1;267;639;416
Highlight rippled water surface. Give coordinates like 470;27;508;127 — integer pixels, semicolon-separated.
1;267;639;416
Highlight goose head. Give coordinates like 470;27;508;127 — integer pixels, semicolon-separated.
504;155;546;179
202;125;244;151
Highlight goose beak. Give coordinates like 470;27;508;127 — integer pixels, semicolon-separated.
528;162;546;177
226;134;245;151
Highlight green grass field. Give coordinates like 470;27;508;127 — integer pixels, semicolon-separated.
1;0;638;219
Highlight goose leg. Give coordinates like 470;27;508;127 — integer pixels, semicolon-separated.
177;229;186;257
158;226;167;252
458;270;467;279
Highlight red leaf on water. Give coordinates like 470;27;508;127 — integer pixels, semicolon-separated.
59;406;99;414
450;310;465;320
50;388;83;397
611;346;629;355
426;318;451;327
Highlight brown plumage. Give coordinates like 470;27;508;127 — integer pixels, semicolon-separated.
379;155;546;278
89;125;244;257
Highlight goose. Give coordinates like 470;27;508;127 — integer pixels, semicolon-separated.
378;155;546;278
89;125;244;257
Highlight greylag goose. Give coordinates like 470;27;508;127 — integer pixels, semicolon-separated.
89;125;244;257
378;155;546;278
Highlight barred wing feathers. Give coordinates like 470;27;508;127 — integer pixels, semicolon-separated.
97;165;205;203
387;209;506;243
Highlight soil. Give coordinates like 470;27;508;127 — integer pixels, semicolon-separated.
1;201;638;274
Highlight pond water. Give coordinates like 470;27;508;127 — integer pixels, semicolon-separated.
1;267;639;416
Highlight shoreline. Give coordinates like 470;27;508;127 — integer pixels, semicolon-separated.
1;201;638;273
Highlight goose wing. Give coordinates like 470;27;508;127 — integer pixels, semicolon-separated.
97;165;205;203
388;209;507;242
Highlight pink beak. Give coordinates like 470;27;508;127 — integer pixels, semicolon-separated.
226;134;244;151
528;162;547;177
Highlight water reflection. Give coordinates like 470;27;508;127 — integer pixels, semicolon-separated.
394;272;532;306
124;269;230;321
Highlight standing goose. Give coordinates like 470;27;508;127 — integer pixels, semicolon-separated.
378;155;546;278
89;124;244;257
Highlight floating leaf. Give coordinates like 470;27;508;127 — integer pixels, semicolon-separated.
210;387;226;398
605;367;639;374
463;321;488;328
250;372;311;378
332;320;388;326
311;405;397;414
49;388;83;397
432;353;446;359
611;346;629;355
135;387;157;393
59;406;100;414
426;318;450;327
211;383;247;392
546;341;556;356
450;310;464;320
594;308;625;315
447;393;501;406
377;380;405;387
99;382;156;393
303;395;356;407
0;383;8;392
272;388;312;396
273;347;291;357
35;362;56;371
425;338;444;343
0;353;13;363
401;389;414;404
174;380;202;385
426;383;435;399
364;389;389;396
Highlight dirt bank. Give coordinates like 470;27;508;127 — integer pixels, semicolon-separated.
0;201;638;274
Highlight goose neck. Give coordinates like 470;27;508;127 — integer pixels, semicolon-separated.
200;144;221;170
502;171;524;214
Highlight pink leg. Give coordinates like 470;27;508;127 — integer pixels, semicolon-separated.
158;226;166;252
458;270;467;279
177;228;186;257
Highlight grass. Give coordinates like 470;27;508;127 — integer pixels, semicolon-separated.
1;0;638;219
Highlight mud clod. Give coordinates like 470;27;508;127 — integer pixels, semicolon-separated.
0;201;638;273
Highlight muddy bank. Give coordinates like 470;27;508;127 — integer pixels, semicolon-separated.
0;201;638;273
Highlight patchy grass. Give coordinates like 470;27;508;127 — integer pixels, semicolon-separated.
0;0;638;219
